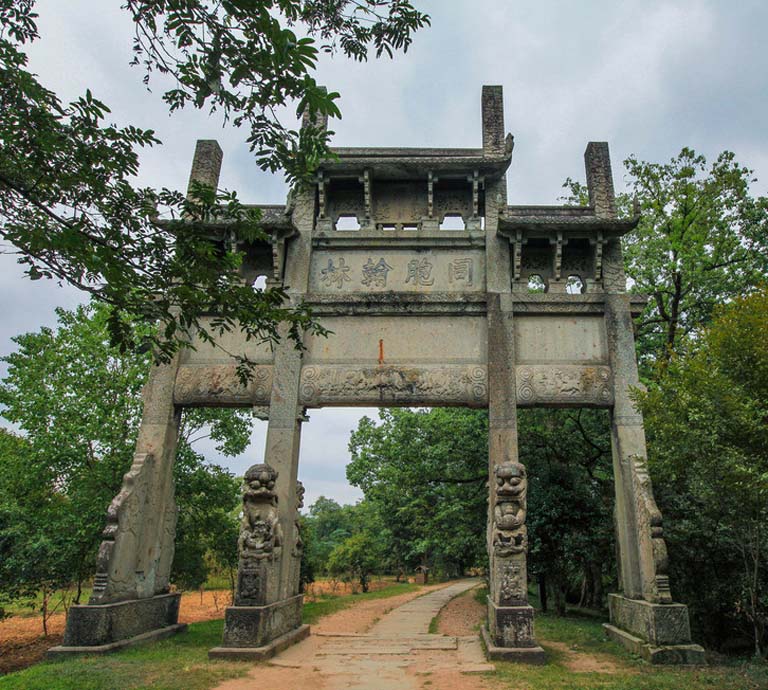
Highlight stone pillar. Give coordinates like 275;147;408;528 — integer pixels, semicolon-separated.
208;121;313;658
49;356;185;656
483;293;545;663
50;139;227;657
186;140;223;192
482;85;505;156
601;219;704;665
209;334;310;660
584;142;617;218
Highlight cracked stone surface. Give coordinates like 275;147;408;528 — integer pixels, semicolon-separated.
214;578;493;690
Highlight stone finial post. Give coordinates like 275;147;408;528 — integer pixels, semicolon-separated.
186;140;223;196
584;142;617;218
301;86;329;131
482;85;505;156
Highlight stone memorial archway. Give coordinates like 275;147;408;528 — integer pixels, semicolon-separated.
50;87;704;665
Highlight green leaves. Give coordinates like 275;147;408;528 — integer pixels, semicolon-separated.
638;289;768;653
1;1;428;367
622;148;768;369
0;304;248;607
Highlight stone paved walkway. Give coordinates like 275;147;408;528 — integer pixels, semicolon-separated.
215;578;493;690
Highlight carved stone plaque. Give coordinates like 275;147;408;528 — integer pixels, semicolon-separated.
174;365;273;406
310;250;485;293
516;365;612;406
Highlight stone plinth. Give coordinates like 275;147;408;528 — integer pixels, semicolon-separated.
605;593;705;664
48;593;185;657
209;594;305;659
486;598;545;663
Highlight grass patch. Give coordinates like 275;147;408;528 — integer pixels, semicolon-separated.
0;620;248;690
494;598;768;690
428;615;439;633
302;581;418;625
1;581;421;689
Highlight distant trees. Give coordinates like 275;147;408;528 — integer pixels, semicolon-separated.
0;303;247;629
638;289;768;657
347;408;488;577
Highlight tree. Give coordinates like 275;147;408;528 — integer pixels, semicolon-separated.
327;531;382;593
519;409;614;614
347;408;488;577
0;1;429;367
638;288;768;657
0;302;249;627
564;148;768;367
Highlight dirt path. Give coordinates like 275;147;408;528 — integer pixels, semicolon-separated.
214;579;493;690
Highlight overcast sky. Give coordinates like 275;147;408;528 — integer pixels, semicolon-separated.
2;0;767;508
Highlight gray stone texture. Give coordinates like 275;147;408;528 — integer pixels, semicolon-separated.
607;594;694;646
186;140;223;193
60;593;182;648
59;86;701;665
221;595;304;648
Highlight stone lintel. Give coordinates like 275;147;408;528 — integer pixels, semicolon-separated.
481;625;546;664
57;593;182;649
219;594;304;649
173;363;617;409
603;624;705;665
311;235;486;249
209;624;310;661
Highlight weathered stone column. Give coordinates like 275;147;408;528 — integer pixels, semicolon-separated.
210;155;315;659
591;144;704;664
50;141;224;657
483;293;545;663
209;329;310;659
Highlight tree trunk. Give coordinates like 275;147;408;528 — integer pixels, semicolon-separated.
41;589;49;637
538;573;548;613
590;562;604;609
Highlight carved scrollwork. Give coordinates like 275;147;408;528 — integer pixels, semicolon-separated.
299;365;488;406
174;365;273;406
515;365;612;406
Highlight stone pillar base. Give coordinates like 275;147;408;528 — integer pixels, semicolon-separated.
486;598;546;663
210;594;304;654
48;592;184;657
481;625;546;663
606;593;705;664
209;623;310;661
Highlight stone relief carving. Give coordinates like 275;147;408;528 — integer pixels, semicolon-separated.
500;562;525;601
235;463;283;606
174;365;272;405
492;462;528;558
299;365;487;406
292;481;305;559
516;365;612;405
90;452;155;604
630;454;673;603
448;257;473;285
291;481;305;596
320;257;352;289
